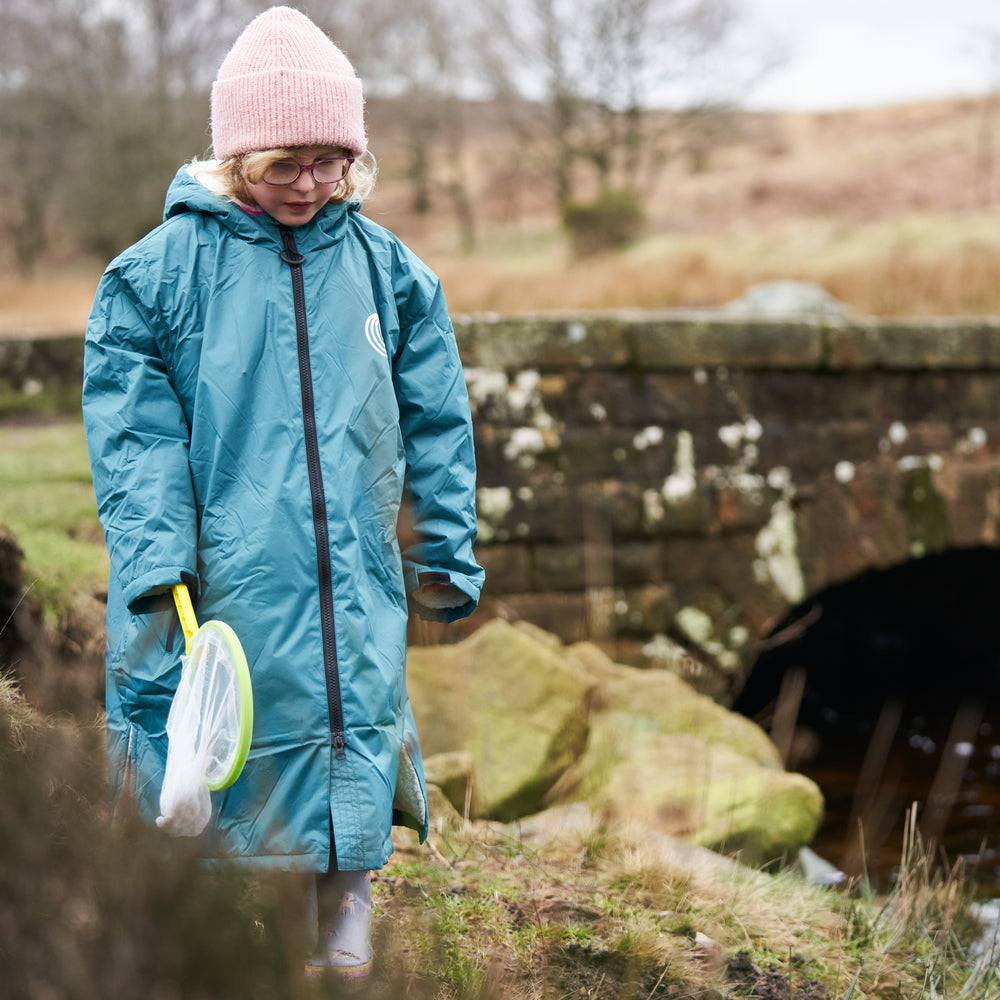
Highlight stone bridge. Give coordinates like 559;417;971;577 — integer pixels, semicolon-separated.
6;313;1000;701
442;311;1000;704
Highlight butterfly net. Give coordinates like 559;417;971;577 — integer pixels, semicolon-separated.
157;627;243;836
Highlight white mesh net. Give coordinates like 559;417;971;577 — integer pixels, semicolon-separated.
157;627;243;837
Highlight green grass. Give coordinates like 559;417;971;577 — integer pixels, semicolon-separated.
378;815;1000;999
0;417;107;616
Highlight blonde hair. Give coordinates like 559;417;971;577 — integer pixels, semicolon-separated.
198;146;377;207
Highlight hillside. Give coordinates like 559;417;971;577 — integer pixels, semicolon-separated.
3;94;1000;331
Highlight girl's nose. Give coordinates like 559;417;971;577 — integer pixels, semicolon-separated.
291;168;316;192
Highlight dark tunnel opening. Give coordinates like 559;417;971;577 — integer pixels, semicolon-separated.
733;546;1000;889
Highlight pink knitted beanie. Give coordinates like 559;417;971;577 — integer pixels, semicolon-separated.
211;6;367;159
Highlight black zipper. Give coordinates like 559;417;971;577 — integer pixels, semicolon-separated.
279;226;347;760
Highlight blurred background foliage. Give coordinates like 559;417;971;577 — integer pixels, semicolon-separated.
0;0;766;272
3;1;1000;320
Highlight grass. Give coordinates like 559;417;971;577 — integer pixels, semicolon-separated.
842;807;1000;997
427;209;1000;318
0;417;107;618
0;268;99;333
374;813;998;998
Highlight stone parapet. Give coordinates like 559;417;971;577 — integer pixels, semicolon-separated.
455;312;1000;371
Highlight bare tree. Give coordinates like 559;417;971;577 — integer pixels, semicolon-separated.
478;0;764;209
0;0;255;269
309;0;482;251
0;0;773;269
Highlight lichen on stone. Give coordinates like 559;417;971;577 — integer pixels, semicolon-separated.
676;606;713;644
504;427;547;466
509;370;541;417
476;485;513;543
835;460;855;484
633;426;664;451
463;366;508;414
662;430;696;503
718;416;763;451
754;499;806;604
673;607;741;670
902;464;949;554
959;427;988;453
889;421;908;445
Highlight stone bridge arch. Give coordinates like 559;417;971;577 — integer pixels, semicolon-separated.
431;310;1000;880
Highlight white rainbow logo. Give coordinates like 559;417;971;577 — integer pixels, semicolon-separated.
365;313;387;358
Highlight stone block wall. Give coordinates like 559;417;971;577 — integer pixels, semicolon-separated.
435;312;1000;692
0;332;85;412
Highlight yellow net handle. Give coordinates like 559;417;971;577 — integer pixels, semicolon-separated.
171;583;200;655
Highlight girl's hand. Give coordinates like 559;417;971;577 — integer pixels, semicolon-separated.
411;581;466;609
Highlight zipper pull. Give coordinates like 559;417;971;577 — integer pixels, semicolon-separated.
279;226;305;266
333;731;347;760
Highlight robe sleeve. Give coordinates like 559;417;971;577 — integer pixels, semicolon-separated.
82;268;199;615
389;251;484;623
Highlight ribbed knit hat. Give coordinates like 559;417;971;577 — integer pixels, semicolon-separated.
211;6;367;160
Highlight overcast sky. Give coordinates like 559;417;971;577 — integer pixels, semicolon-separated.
741;0;1000;111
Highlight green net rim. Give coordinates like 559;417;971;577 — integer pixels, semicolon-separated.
187;619;254;791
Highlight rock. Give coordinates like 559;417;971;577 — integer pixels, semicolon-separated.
423;750;474;820
722;280;849;320
797;845;847;887
407;619;823;866
424;783;465;834
566;642;781;766
504;802;596;849
546;713;823;867
0;527;31;666
644;830;743;877
970;900;1000;958
391;782;467;856
694;931;724;974
407;619;596;820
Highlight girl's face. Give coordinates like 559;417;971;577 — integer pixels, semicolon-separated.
246;146;349;226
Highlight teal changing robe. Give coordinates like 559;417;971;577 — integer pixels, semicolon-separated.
83;165;483;871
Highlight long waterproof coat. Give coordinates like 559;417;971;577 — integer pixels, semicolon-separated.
83;165;483;871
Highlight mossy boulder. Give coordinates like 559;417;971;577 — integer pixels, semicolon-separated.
566;639;782;766
406;619;597;820
546;714;822;866
552;640;822;864
407;620;824;864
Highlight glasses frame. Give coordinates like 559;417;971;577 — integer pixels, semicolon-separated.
261;156;355;186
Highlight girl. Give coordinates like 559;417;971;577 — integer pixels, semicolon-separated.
82;6;483;980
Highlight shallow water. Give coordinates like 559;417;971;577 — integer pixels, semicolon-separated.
734;548;1000;892
793;714;1000;891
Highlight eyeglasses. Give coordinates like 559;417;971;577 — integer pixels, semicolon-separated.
261;156;354;186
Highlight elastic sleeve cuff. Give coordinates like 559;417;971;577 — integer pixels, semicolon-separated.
124;568;199;616
404;567;480;623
